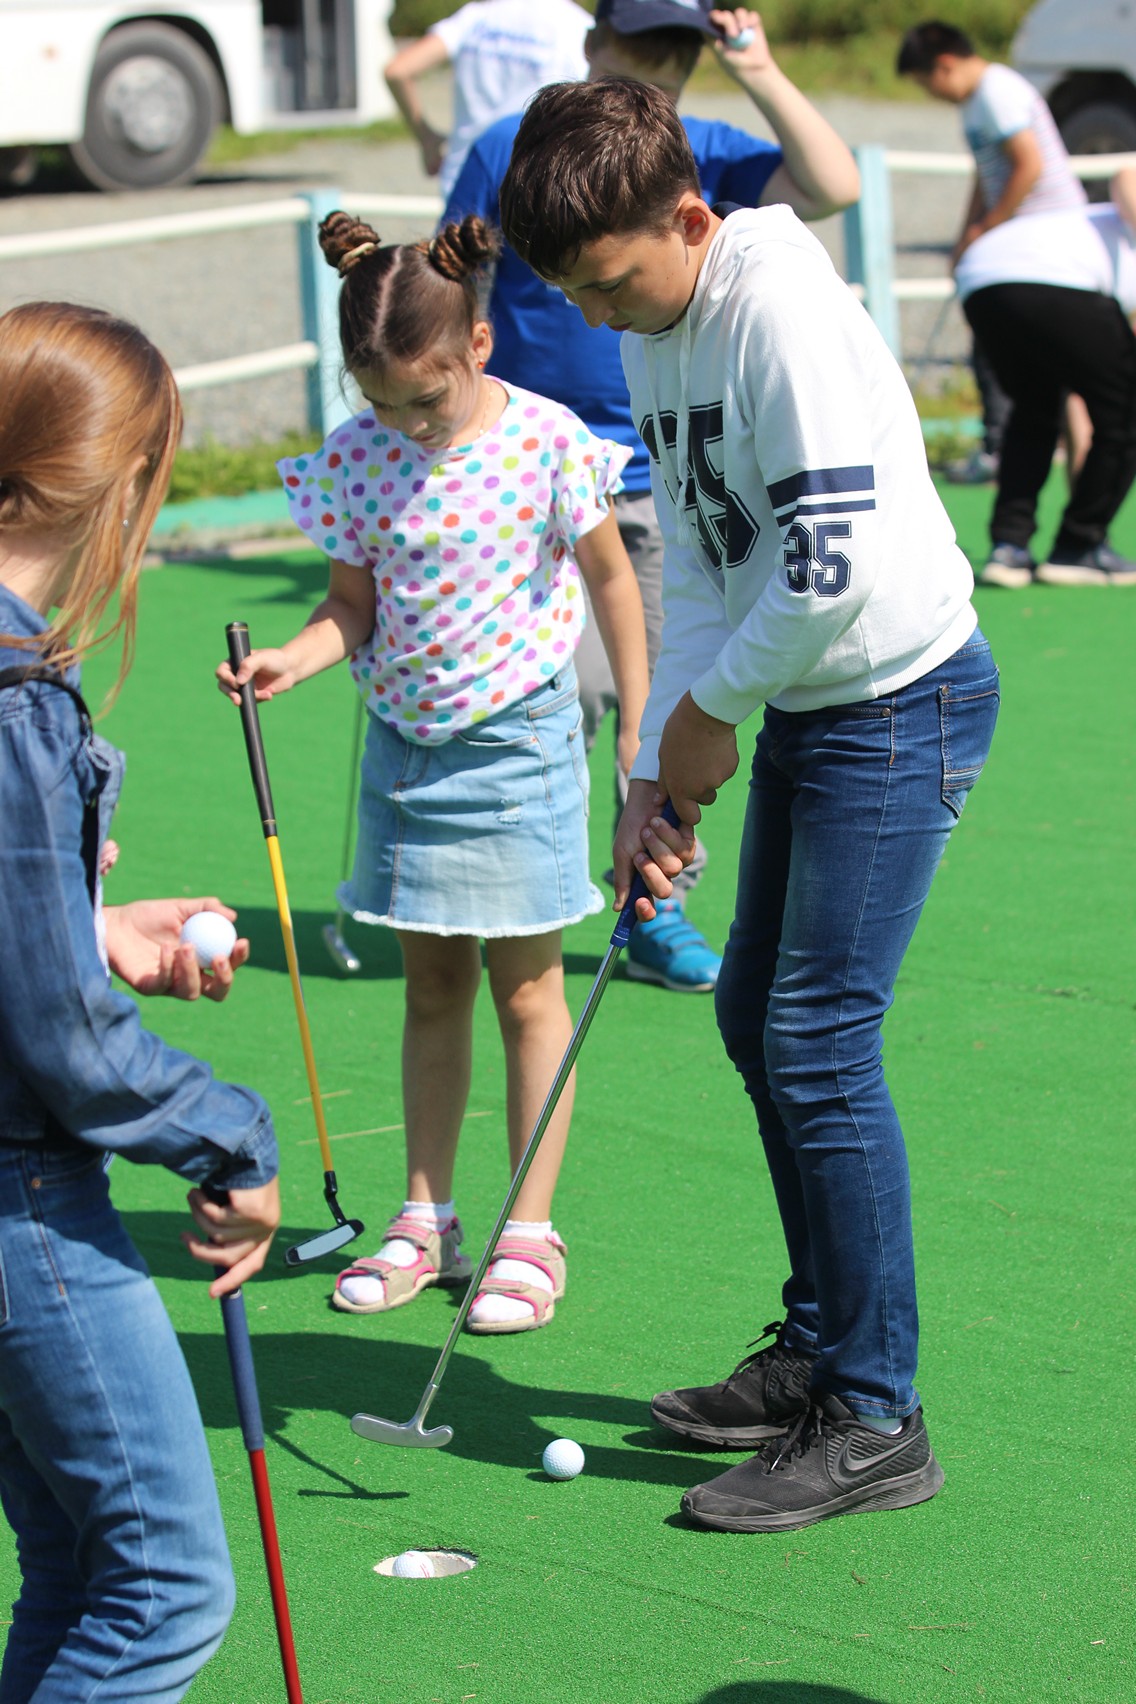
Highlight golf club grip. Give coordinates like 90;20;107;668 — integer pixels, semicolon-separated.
217;1284;266;1454
610;798;683;949
226;622;277;836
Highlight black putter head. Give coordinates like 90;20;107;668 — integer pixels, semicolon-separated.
284;1218;365;1266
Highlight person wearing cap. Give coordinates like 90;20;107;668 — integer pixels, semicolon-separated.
443;2;859;994
384;0;591;197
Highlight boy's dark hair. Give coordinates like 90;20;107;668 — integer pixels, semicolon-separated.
590;17;702;80
318;210;500;374
896;21;976;75
499;79;700;279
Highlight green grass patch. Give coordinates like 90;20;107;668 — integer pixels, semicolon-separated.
204;116;405;167
4;469;1131;1703
167;435;319;505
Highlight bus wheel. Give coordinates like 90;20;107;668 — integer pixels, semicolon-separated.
70;22;222;192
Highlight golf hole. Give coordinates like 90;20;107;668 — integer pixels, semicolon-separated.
375;1550;478;1579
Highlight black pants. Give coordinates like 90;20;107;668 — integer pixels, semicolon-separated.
964;283;1136;554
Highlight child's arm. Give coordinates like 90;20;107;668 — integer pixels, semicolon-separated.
954;131;1043;260
216;559;375;704
573;507;650;780
710;8;860;219
384;34;450;177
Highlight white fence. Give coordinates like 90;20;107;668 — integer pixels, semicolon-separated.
1;144;1130;437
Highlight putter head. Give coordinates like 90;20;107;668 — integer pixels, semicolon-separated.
351;1412;453;1449
285;1218;365;1266
322;923;361;973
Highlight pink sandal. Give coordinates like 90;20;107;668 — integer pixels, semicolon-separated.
465;1230;567;1335
332;1215;471;1315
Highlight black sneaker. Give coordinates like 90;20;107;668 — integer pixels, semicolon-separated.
1037;540;1136;586
679;1392;944;1532
650;1321;815;1447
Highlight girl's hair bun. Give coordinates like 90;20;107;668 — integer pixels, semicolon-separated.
427;216;502;283
319;210;383;275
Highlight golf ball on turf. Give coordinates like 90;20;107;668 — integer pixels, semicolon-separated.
728;26;755;49
542;1438;585;1480
392;1550;435;1578
179;912;237;970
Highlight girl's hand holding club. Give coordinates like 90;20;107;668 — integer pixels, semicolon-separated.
184;1180;282;1297
216;646;298;704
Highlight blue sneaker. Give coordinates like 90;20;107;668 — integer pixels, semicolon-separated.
626;899;720;992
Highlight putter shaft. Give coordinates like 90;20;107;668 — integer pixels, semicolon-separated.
351;937;624;1447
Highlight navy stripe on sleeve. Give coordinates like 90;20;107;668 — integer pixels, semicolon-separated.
768;465;877;526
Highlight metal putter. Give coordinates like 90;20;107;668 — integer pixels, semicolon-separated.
350;804;681;1449
322;694;364;975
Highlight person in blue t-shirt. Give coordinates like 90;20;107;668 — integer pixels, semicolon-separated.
444;0;859;993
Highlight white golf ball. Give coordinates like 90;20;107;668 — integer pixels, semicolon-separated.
179;911;237;970
542;1438;585;1480
391;1550;435;1578
728;26;755;49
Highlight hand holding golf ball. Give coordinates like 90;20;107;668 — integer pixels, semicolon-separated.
727;26;755;49
180;910;238;970
542;1438;585;1480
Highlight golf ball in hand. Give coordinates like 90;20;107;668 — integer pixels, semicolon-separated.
179;912;237;970
728;26;755;49
542;1438;585;1480
392;1550;435;1578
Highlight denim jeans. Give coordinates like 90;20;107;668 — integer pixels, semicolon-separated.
714;631;999;1420
0;1145;234;1702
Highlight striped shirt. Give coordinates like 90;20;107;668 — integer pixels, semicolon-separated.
962;63;1086;217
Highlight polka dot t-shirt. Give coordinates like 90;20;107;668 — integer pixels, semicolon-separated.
278;382;631;744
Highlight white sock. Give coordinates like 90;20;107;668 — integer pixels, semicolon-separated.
469;1218;556;1326
339;1200;456;1308
854;1409;903;1435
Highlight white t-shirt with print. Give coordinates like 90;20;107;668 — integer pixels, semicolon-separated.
432;0;590;198
962;63;1086;218
278;382;629;745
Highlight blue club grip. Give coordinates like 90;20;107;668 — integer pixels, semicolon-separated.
610;798;683;949
218;1285;266;1454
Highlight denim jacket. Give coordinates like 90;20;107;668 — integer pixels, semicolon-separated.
0;584;276;1191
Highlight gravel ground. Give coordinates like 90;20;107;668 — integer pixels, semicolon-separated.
0;86;973;446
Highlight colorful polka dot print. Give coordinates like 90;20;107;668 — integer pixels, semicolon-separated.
278;383;631;745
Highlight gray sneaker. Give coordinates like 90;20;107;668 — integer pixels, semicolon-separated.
979;542;1035;590
1037;540;1136;586
946;447;999;484
651;1321;815;1447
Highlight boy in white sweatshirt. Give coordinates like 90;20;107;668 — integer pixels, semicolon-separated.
501;77;1000;1534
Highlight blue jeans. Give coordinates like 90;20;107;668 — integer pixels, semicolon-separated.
714;631;999;1420
0;1146;234;1702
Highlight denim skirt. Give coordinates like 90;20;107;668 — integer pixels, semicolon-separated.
340;665;604;937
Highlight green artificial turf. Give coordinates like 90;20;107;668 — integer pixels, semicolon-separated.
1;475;1133;1703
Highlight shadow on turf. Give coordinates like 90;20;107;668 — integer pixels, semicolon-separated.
695;1688;888;1703
126;1242;749;1492
237;904;639;985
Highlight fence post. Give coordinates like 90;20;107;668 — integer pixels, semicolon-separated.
297;189;353;439
844;144;900;357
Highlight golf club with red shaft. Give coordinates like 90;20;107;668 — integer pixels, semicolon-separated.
215;1275;304;1702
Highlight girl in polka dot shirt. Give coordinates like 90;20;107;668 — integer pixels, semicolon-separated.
218;211;648;1332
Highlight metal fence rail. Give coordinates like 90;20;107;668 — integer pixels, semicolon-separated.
2;147;1132;433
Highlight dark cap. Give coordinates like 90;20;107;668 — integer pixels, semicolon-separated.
593;0;723;40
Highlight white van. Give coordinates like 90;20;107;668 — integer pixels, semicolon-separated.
0;0;396;192
1013;0;1136;165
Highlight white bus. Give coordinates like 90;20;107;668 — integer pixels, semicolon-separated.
0;0;397;192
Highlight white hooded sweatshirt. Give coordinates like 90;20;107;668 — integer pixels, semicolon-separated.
621;205;977;784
